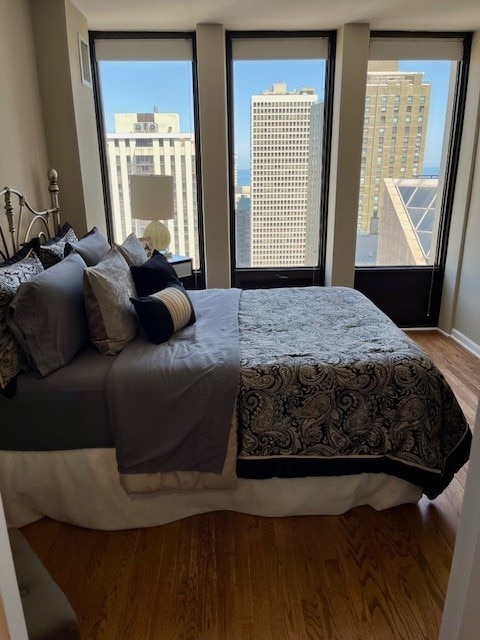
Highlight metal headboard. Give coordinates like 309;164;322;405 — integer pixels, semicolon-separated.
0;169;60;261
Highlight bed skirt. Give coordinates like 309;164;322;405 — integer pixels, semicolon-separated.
0;448;422;530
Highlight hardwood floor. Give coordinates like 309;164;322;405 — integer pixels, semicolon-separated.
21;331;480;640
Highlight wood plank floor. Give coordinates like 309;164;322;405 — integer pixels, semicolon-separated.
21;331;480;640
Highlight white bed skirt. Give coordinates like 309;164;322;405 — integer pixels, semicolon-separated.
0;449;422;530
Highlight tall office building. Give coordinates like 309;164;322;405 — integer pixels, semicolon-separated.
250;83;323;267
359;62;431;234
105;112;199;267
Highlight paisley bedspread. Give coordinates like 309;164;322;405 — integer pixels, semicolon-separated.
236;287;471;498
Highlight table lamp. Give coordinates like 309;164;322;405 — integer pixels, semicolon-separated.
130;174;174;256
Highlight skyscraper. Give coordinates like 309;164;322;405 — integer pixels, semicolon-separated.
250;83;323;267
105;112;200;267
359;62;431;234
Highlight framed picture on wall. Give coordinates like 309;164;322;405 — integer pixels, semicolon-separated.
78;34;92;88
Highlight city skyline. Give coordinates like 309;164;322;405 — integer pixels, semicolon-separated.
99;58;452;172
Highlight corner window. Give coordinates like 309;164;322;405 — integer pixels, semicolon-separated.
355;36;466;268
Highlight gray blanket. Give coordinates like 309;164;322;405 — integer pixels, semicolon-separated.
107;288;241;477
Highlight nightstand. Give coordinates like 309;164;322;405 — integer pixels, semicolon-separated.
168;254;193;279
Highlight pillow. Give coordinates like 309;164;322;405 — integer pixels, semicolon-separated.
65;227;110;266
0;249;44;394
131;250;181;297
83;247;137;355
115;233;149;267
7;253;89;378
39;222;78;268
0;323;24;397
131;284;195;344
0;250;44;323
0;238;40;267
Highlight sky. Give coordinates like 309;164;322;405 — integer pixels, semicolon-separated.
99;57;452;172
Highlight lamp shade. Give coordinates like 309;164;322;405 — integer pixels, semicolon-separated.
130;174;174;221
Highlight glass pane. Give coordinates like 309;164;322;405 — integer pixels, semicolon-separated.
97;55;200;268
397;185;416;204
408;186;436;208
232;55;326;268
355;59;457;267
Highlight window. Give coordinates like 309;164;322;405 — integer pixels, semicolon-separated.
355;36;466;268
91;35;203;271
228;33;332;278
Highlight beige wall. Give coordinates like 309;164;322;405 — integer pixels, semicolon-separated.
196;24;231;288
325;23;370;287
0;0;49;206
31;0;105;237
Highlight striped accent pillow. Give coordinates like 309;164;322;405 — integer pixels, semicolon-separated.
130;284;195;344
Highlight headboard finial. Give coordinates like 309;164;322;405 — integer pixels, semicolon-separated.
48;169;59;194
47;169;60;232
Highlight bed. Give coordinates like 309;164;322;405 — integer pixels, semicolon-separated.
0;171;471;530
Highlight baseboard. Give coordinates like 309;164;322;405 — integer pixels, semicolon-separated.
451;329;480;359
403;327;439;332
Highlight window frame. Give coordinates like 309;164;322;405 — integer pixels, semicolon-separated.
89;31;206;289
354;31;472;326
226;30;336;289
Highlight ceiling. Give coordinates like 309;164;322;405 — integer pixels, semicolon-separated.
71;0;480;32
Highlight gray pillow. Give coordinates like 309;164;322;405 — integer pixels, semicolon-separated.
65;227;110;266
7;253;88;377
115;233;148;267
83;247;137;355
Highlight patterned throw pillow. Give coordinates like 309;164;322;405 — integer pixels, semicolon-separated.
0;237;40;267
0;323;24;396
130;284;195;344
114;233;148;267
83;247;138;355
0;250;44;322
0;249;44;393
130;250;181;297
40;222;78;268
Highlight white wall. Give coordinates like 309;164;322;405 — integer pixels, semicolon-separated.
453;157;480;352
439;31;480;353
439;405;480;640
0;493;28;640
